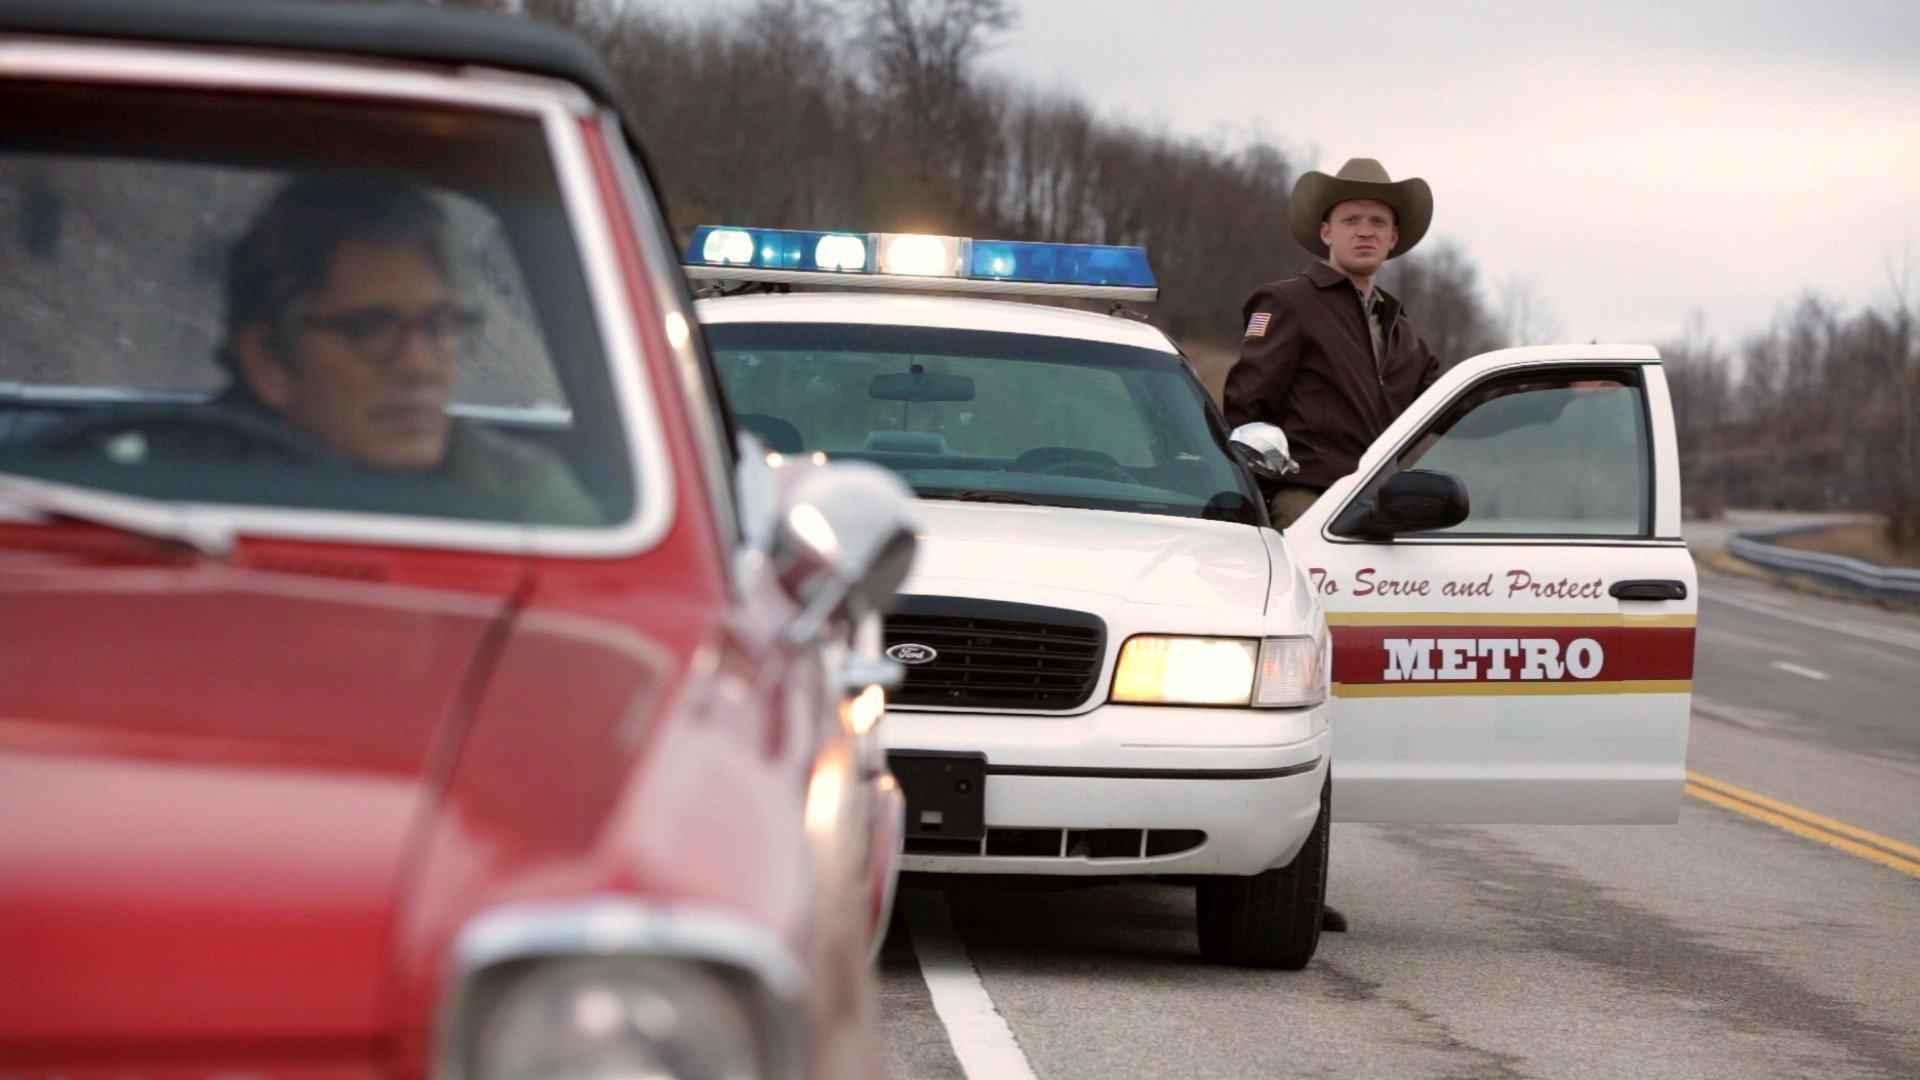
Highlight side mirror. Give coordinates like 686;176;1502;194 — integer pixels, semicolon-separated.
771;460;919;642
1334;469;1470;540
1227;422;1300;481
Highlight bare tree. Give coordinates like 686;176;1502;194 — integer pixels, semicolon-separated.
1661;310;1736;517
1881;245;1920;545
852;0;1015;221
1382;241;1503;367
426;0;1517;376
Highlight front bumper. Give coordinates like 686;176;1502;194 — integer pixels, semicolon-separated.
883;701;1330;877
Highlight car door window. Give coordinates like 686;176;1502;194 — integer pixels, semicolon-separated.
0;81;634;528
1365;370;1652;539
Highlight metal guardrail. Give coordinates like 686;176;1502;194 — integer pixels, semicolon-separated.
1726;526;1920;606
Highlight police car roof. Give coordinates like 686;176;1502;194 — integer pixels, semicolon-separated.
0;0;623;106
694;292;1182;355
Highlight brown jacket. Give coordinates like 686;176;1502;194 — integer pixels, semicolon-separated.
1222;262;1440;490
447;421;604;525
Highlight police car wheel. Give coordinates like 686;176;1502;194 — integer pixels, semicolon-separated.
1194;779;1329;969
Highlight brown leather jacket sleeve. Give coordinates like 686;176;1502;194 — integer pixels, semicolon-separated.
1222;285;1301;429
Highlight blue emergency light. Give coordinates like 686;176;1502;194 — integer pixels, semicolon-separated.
682;226;1157;302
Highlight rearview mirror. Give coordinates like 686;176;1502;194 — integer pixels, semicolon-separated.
869;369;975;402
1227;422;1300;481
1333;469;1470;540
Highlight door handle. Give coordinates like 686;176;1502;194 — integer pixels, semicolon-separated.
1610;579;1687;601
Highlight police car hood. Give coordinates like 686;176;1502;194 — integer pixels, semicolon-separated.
905;501;1272;615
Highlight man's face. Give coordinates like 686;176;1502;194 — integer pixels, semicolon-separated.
1320;198;1399;277
242;238;463;471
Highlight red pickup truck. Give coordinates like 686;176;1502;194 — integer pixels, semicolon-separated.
0;2;914;1077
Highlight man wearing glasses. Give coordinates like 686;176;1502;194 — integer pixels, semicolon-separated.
221;175;600;524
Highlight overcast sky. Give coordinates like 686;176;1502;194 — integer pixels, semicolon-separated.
978;0;1920;347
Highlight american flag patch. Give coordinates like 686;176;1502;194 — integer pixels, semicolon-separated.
1245;312;1272;338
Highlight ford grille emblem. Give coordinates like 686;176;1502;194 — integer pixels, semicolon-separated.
887;643;939;666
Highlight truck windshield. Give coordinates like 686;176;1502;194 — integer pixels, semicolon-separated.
707;322;1261;524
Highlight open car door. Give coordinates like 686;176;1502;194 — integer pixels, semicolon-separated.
1283;345;1695;824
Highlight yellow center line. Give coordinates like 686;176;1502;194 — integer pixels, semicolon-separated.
1685;770;1920;878
1687;771;1920;859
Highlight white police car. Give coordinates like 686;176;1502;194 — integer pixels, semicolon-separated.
688;228;1698;969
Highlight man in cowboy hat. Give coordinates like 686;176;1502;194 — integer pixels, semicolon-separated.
1225;159;1439;938
1224;158;1442;529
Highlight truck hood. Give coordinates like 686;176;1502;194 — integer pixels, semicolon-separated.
0;552;514;1055
905;501;1274;615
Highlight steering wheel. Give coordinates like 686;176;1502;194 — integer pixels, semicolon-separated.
1014;446;1136;485
20;403;333;467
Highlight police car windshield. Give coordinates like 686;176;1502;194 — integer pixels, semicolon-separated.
708;322;1261;524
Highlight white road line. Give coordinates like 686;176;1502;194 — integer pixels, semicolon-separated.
901;891;1040;1080
1704;590;1920;653
1769;660;1832;681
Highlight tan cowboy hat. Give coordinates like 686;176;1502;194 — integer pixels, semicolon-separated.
1288;158;1432;260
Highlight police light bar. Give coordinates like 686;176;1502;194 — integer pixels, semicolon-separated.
682;226;1158;302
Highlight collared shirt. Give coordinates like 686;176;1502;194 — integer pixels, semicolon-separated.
1223;261;1442;490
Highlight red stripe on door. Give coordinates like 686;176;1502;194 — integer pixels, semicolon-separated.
1333;625;1697;685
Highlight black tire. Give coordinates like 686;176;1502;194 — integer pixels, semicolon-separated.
1195;778;1329;969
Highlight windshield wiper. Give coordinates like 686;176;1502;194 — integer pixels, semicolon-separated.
931;489;1051;505
0;474;234;557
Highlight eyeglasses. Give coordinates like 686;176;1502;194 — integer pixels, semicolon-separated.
300;303;481;364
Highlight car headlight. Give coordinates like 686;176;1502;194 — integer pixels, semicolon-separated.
1111;634;1327;707
470;956;769;1080
1112;636;1257;705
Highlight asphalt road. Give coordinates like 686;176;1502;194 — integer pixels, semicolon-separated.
876;525;1920;1079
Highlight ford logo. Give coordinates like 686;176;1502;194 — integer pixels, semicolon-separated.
886;643;939;666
